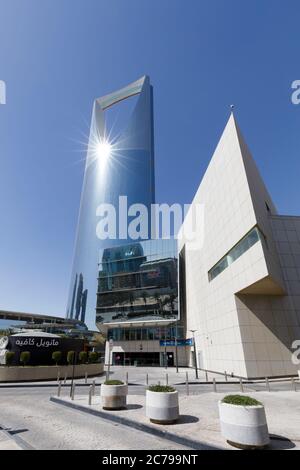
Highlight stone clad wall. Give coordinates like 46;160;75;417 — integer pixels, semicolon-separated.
0;362;104;382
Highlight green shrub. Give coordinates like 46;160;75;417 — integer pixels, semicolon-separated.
148;384;176;393
104;380;124;385
79;351;88;364
52;351;62;365
88;351;98;363
20;351;30;366
222;395;262;406
5;351;15;366
67;350;75;365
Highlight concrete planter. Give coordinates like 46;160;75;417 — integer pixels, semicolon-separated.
146;390;179;424
218;400;270;449
0;363;104;382
101;383;128;410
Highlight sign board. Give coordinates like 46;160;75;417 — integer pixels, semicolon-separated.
7;335;84;366
159;338;194;347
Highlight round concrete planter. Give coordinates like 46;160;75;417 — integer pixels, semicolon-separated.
146;390;179;424
218;400;270;449
101;383;128;410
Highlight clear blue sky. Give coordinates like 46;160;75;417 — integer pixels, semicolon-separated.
0;0;299;317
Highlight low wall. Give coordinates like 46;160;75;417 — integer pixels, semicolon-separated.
0;362;104;382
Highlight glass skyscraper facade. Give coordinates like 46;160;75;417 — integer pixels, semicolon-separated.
96;239;178;326
66;77;157;330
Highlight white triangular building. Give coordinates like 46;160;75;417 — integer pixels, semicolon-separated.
179;113;300;378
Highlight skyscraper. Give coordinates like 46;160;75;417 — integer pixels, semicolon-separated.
66;76;155;330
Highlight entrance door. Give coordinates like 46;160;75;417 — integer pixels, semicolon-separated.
112;352;124;365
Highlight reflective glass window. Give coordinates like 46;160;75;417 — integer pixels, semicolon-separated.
208;227;263;281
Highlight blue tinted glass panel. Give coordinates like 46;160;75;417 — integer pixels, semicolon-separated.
208;227;263;281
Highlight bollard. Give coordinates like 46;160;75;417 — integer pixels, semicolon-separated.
57;380;62;397
185;372;189;396
265;377;270;392
224;371;228;382
291;378;297;392
126;372;128;385
92;380;96;396
205;370;208;382
71;383;76;401
213;378;217;392
239;377;244;393
88;385;92;406
64;374;67;385
166;373;168;385
85;372;88;384
146;373;148;386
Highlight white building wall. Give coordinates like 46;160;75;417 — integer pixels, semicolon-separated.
179;114;300;378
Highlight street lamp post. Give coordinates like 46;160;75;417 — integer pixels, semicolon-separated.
189;329;198;379
70;351;77;397
107;338;113;380
175;320;179;373
164;326;167;369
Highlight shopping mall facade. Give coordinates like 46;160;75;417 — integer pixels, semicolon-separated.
67;76;300;378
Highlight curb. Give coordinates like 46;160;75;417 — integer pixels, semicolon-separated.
50;396;220;450
0;428;34;450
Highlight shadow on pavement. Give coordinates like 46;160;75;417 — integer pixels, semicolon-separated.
269;434;296;450
177;414;199;424
126;404;143;410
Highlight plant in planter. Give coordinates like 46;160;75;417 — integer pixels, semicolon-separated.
101;379;128;410
20;351;30;367
218;394;269;449
52;351;62;366
88;351;98;363
67;351;75;365
146;384;179;424
5;351;15;367
79;351;88;364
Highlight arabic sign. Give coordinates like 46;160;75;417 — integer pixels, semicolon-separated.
159;338;194;347
8;335;84;366
15;338;60;348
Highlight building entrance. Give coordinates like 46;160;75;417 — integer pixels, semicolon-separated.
160;351;174;367
112;352;160;366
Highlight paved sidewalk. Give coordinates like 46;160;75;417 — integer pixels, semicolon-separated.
51;390;300;450
1;366;298;388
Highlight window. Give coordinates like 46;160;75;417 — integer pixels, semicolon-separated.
208;227;264;281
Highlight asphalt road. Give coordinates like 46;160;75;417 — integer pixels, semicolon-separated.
0;386;192;450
